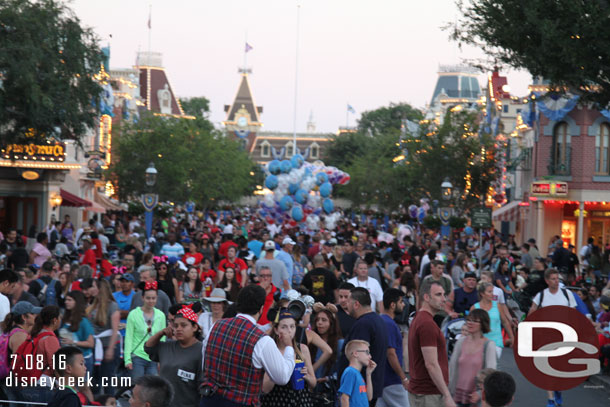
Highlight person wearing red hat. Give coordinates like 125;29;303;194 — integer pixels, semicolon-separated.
145;305;203;407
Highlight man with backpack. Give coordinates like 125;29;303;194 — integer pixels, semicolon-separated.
528;268;577;407
27;261;61;307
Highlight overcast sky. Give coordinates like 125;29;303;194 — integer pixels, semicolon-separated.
71;0;532;133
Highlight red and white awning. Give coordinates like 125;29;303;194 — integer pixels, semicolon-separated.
492;200;521;222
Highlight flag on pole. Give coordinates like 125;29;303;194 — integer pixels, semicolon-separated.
347;104;356;114
147;9;151;29
245;42;253;53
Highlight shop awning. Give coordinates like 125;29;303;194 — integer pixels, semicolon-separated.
60;188;92;207
87;200;106;213
492;200;521;222
94;190;124;211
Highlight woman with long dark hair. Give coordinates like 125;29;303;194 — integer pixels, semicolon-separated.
217;266;240;302
309;304;343;378
494;258;517;296
18;306;61;404
261;309;316;407
145;305;203;407
156;261;179;304
60;291;95;374
179;266;204;304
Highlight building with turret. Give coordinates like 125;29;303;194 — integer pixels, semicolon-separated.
223;72;333;165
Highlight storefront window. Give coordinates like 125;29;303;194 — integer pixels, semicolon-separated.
595;123;610;174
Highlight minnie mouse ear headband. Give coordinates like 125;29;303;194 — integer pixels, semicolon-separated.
312;302;338;314
176;305;198;324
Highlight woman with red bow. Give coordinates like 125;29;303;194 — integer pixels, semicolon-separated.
144;305;203;407
124;281;166;379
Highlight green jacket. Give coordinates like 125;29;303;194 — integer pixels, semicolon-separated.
124;307;166;365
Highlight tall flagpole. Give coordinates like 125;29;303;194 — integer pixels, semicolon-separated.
243;32;248;73
147;5;152;64
346;103;349;128
292;4;301;156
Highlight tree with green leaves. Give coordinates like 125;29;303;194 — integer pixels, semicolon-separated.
357;102;423;135
451;0;610;106
109;114;257;208
325;103;498;211
0;0;103;145
179;97;211;119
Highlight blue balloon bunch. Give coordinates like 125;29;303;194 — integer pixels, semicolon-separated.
261;156;349;230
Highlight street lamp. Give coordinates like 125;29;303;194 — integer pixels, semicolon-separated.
145;162;158;187
441;178;453;201
142;162;159;240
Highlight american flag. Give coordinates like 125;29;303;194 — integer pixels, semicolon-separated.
245;42;253;53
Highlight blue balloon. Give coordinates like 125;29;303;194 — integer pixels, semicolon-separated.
291;206;304;222
279;195;294;212
288;183;299;195
465;226;474;236
265;175;278;190
316;172;329;186
304;168;313;178
280;160;292;174
295;189;308;205
322;198;334;214
291;154;305;169
319;182;332;198
417;207;426;223
268;160;281;175
408;204;418;218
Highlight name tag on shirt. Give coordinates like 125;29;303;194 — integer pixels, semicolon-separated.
177;369;195;382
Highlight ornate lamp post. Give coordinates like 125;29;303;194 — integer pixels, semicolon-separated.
439;178;455;239
142;162;159;239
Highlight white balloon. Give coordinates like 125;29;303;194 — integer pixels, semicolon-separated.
264;194;275;207
307;194;321;208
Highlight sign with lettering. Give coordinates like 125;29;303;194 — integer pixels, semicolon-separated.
531;181;568;197
471;207;492;229
3;143;66;161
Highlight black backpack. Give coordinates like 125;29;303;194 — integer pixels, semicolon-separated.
537;288;570;307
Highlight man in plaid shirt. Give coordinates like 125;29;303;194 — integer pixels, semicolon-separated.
200;285;295;407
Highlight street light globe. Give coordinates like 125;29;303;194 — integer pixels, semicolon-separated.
145;162;158;187
441;178;453;201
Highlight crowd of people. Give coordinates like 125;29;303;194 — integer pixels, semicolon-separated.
0;208;608;407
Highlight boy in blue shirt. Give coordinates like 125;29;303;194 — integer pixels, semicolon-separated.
339;339;377;407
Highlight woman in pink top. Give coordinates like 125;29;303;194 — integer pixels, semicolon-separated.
29;233;52;267
448;308;497;406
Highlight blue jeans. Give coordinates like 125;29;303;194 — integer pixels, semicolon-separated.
96;341;122;395
130;355;157;379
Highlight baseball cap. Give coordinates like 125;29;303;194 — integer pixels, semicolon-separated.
119;274;135;282
12;301;42;316
264;240;275;251
464;272;477;280
282;237;296;246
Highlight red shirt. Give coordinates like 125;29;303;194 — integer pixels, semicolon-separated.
200;269;217;296
218;258;247;284
91;238;103;259
183;252;204;267
407;310;449;395
307;243;320;259
80;249;97;270
257;284;278;325
218;240;238;259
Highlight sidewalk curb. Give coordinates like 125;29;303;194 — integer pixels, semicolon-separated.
588;374;610;395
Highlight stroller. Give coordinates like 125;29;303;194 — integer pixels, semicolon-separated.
312;373;339;407
442;316;467;358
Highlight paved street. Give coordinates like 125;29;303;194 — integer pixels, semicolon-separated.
500;348;610;406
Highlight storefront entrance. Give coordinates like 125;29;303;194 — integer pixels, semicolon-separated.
0;196;42;235
589;218;610;249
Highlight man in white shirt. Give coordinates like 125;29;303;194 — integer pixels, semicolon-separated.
528;268;577;407
200;285;295;407
0;269;18;330
348;259;384;312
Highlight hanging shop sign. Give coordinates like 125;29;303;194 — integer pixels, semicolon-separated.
531;180;568;197
2;142;66;161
